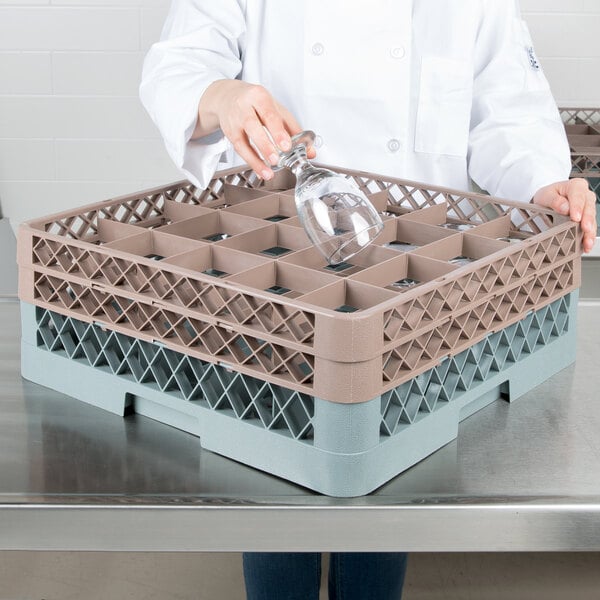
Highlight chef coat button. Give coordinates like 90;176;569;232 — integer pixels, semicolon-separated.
314;135;323;148
390;46;405;59
387;138;401;153
311;43;324;56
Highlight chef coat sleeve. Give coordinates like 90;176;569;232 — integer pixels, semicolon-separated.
139;0;245;189
467;1;571;202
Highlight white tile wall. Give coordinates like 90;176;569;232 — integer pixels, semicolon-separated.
0;96;160;138
0;52;52;94
521;0;600;104
52;52;145;95
55;139;182;180
1;179;146;225
0;8;141;51
140;6;170;49
0;139;55;180
0;0;598;231
526;14;600;57
0;0;49;5
0;0;173;231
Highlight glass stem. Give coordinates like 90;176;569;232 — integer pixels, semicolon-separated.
282;150;312;180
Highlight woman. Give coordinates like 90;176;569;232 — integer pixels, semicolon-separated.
140;3;596;598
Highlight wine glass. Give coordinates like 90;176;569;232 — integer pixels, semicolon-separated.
275;131;384;265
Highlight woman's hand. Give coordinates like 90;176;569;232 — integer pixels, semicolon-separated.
533;178;597;253
194;79;316;180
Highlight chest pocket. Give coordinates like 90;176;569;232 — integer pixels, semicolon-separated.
415;56;473;157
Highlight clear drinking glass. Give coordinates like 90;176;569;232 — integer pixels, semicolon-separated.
275;131;384;264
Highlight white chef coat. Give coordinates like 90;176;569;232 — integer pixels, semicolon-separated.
139;0;571;203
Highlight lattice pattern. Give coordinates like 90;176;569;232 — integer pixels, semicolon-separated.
29;250;574;396
560;108;600;126
32;166;562;240
26;220;579;360
19;164;582;403
381;260;574;384
28;290;571;443
33;273;315;388
380;293;571;435
320;173;507;228
559;109;600;199
571;152;600;177
335;169;555;233
34;307;315;441
170;168;265;204
381;228;577;342
42;174;260;238
586;177;600;196
30;236;316;346
45;194;167;240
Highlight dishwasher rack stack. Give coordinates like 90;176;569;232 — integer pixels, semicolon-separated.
17;165;582;496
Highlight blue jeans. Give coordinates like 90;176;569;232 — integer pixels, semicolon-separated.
243;552;408;600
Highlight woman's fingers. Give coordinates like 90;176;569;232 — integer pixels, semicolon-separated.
222;83;315;175
228;129;274;180
277;104;317;158
565;178;590;221
256;101;293;153
533;178;597;253
206;81;315;177
562;179;596;253
244;113;281;167
581;191;597;253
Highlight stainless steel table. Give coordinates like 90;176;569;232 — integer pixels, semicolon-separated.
1;299;600;553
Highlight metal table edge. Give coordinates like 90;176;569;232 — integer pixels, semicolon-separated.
2;496;600;552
